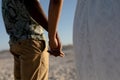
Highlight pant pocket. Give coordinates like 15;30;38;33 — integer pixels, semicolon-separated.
19;39;46;55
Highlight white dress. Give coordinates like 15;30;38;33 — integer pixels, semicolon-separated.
73;0;120;80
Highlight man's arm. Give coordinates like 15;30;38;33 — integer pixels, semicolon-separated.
24;0;48;31
24;0;64;57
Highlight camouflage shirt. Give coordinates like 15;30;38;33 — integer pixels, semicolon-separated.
2;0;45;44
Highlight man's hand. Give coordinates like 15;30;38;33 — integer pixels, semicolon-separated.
48;49;64;57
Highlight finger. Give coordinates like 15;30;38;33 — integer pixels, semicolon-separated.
48;50;64;57
47;50;59;57
60;52;65;57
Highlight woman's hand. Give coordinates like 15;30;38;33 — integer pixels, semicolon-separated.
48;33;64;57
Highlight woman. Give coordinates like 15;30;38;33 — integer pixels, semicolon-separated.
73;0;120;80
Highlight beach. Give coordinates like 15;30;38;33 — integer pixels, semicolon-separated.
0;45;77;80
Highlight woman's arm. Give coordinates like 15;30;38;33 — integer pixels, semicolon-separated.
48;0;63;50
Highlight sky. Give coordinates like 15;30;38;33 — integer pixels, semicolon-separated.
0;0;77;51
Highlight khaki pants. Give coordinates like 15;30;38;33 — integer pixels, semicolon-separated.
10;39;49;80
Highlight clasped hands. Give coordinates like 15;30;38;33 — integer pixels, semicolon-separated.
48;34;64;57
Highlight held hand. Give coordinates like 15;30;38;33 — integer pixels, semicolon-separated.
48;33;65;57
49;38;58;50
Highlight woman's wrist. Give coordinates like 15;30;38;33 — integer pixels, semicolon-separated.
48;33;57;40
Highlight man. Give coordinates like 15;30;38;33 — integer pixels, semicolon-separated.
2;0;64;80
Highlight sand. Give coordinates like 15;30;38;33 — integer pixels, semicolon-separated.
0;45;77;80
